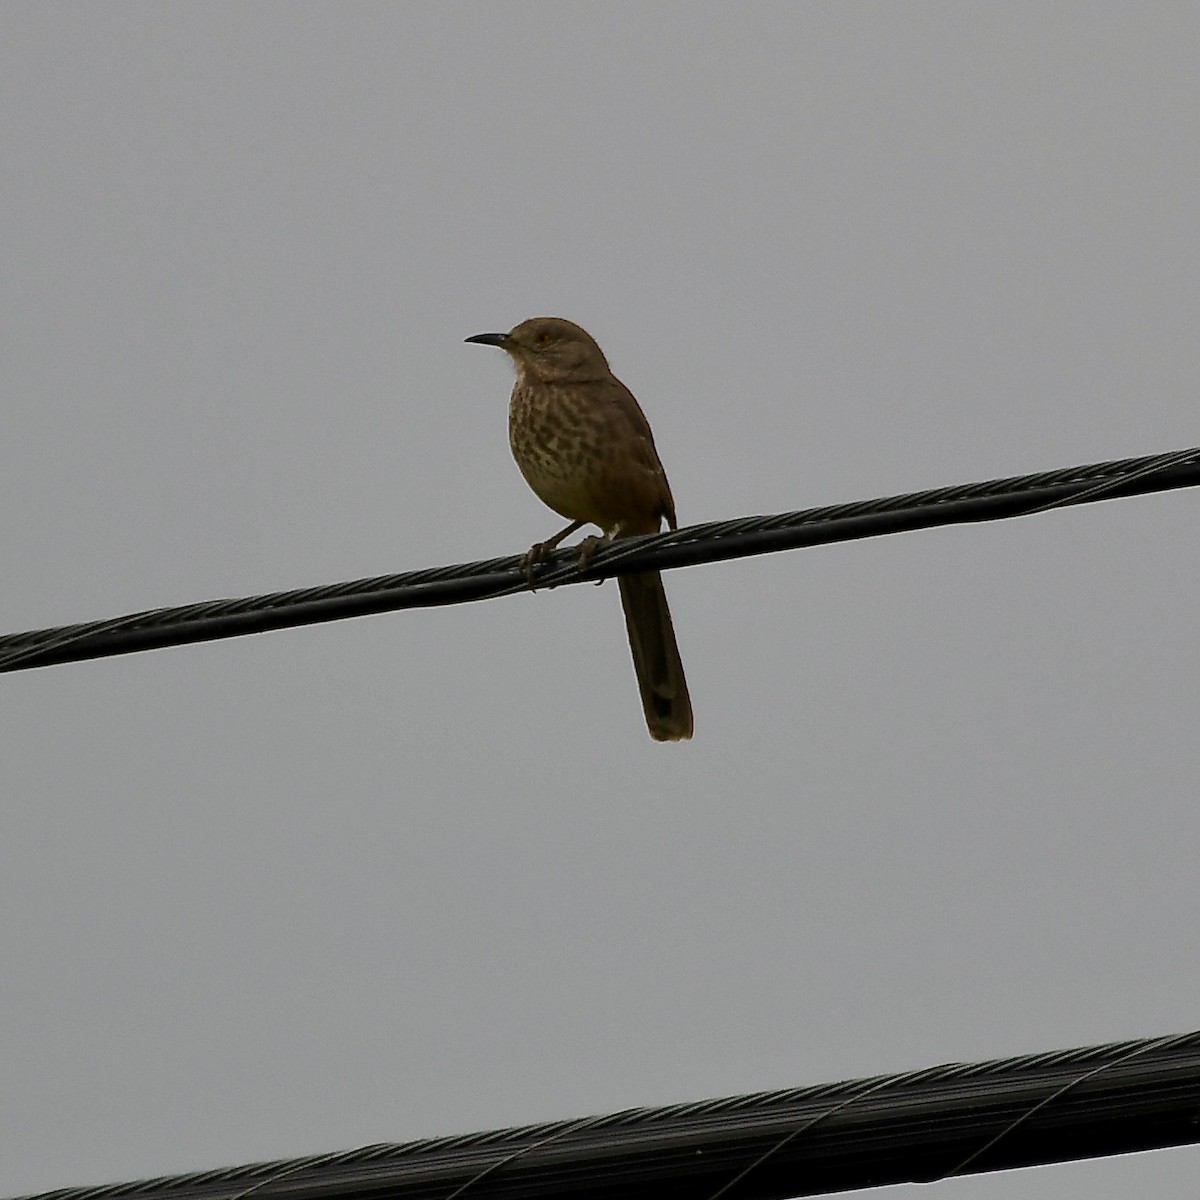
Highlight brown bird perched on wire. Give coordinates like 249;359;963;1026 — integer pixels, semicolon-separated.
466;317;693;741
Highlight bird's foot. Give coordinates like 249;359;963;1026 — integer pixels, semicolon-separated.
520;542;554;589
575;535;604;573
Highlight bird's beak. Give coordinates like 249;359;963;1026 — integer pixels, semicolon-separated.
465;332;512;348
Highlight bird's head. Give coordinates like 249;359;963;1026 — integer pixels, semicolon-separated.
466;317;611;383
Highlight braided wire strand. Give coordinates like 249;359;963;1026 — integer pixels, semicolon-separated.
13;1030;1200;1200
3;446;1197;674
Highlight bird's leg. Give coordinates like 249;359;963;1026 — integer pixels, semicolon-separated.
521;519;585;587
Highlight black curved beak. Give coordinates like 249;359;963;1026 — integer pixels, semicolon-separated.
464;332;511;348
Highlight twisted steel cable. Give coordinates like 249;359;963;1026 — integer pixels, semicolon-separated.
12;1029;1200;1200
2;446;1197;675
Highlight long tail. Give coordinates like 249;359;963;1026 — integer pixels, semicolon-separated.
617;571;693;741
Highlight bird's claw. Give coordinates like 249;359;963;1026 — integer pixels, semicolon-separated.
520;542;553;589
576;535;603;573
520;534;606;589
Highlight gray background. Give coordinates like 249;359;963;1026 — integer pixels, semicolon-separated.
3;3;1198;1197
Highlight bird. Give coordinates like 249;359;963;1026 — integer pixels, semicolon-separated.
466;317;693;741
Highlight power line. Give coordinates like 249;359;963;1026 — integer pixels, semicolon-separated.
12;1029;1200;1200
2;446;1197;675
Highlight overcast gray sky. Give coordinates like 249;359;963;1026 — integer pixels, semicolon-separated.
4;4;1199;1197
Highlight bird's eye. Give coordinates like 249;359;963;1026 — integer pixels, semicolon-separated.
534;332;553;347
